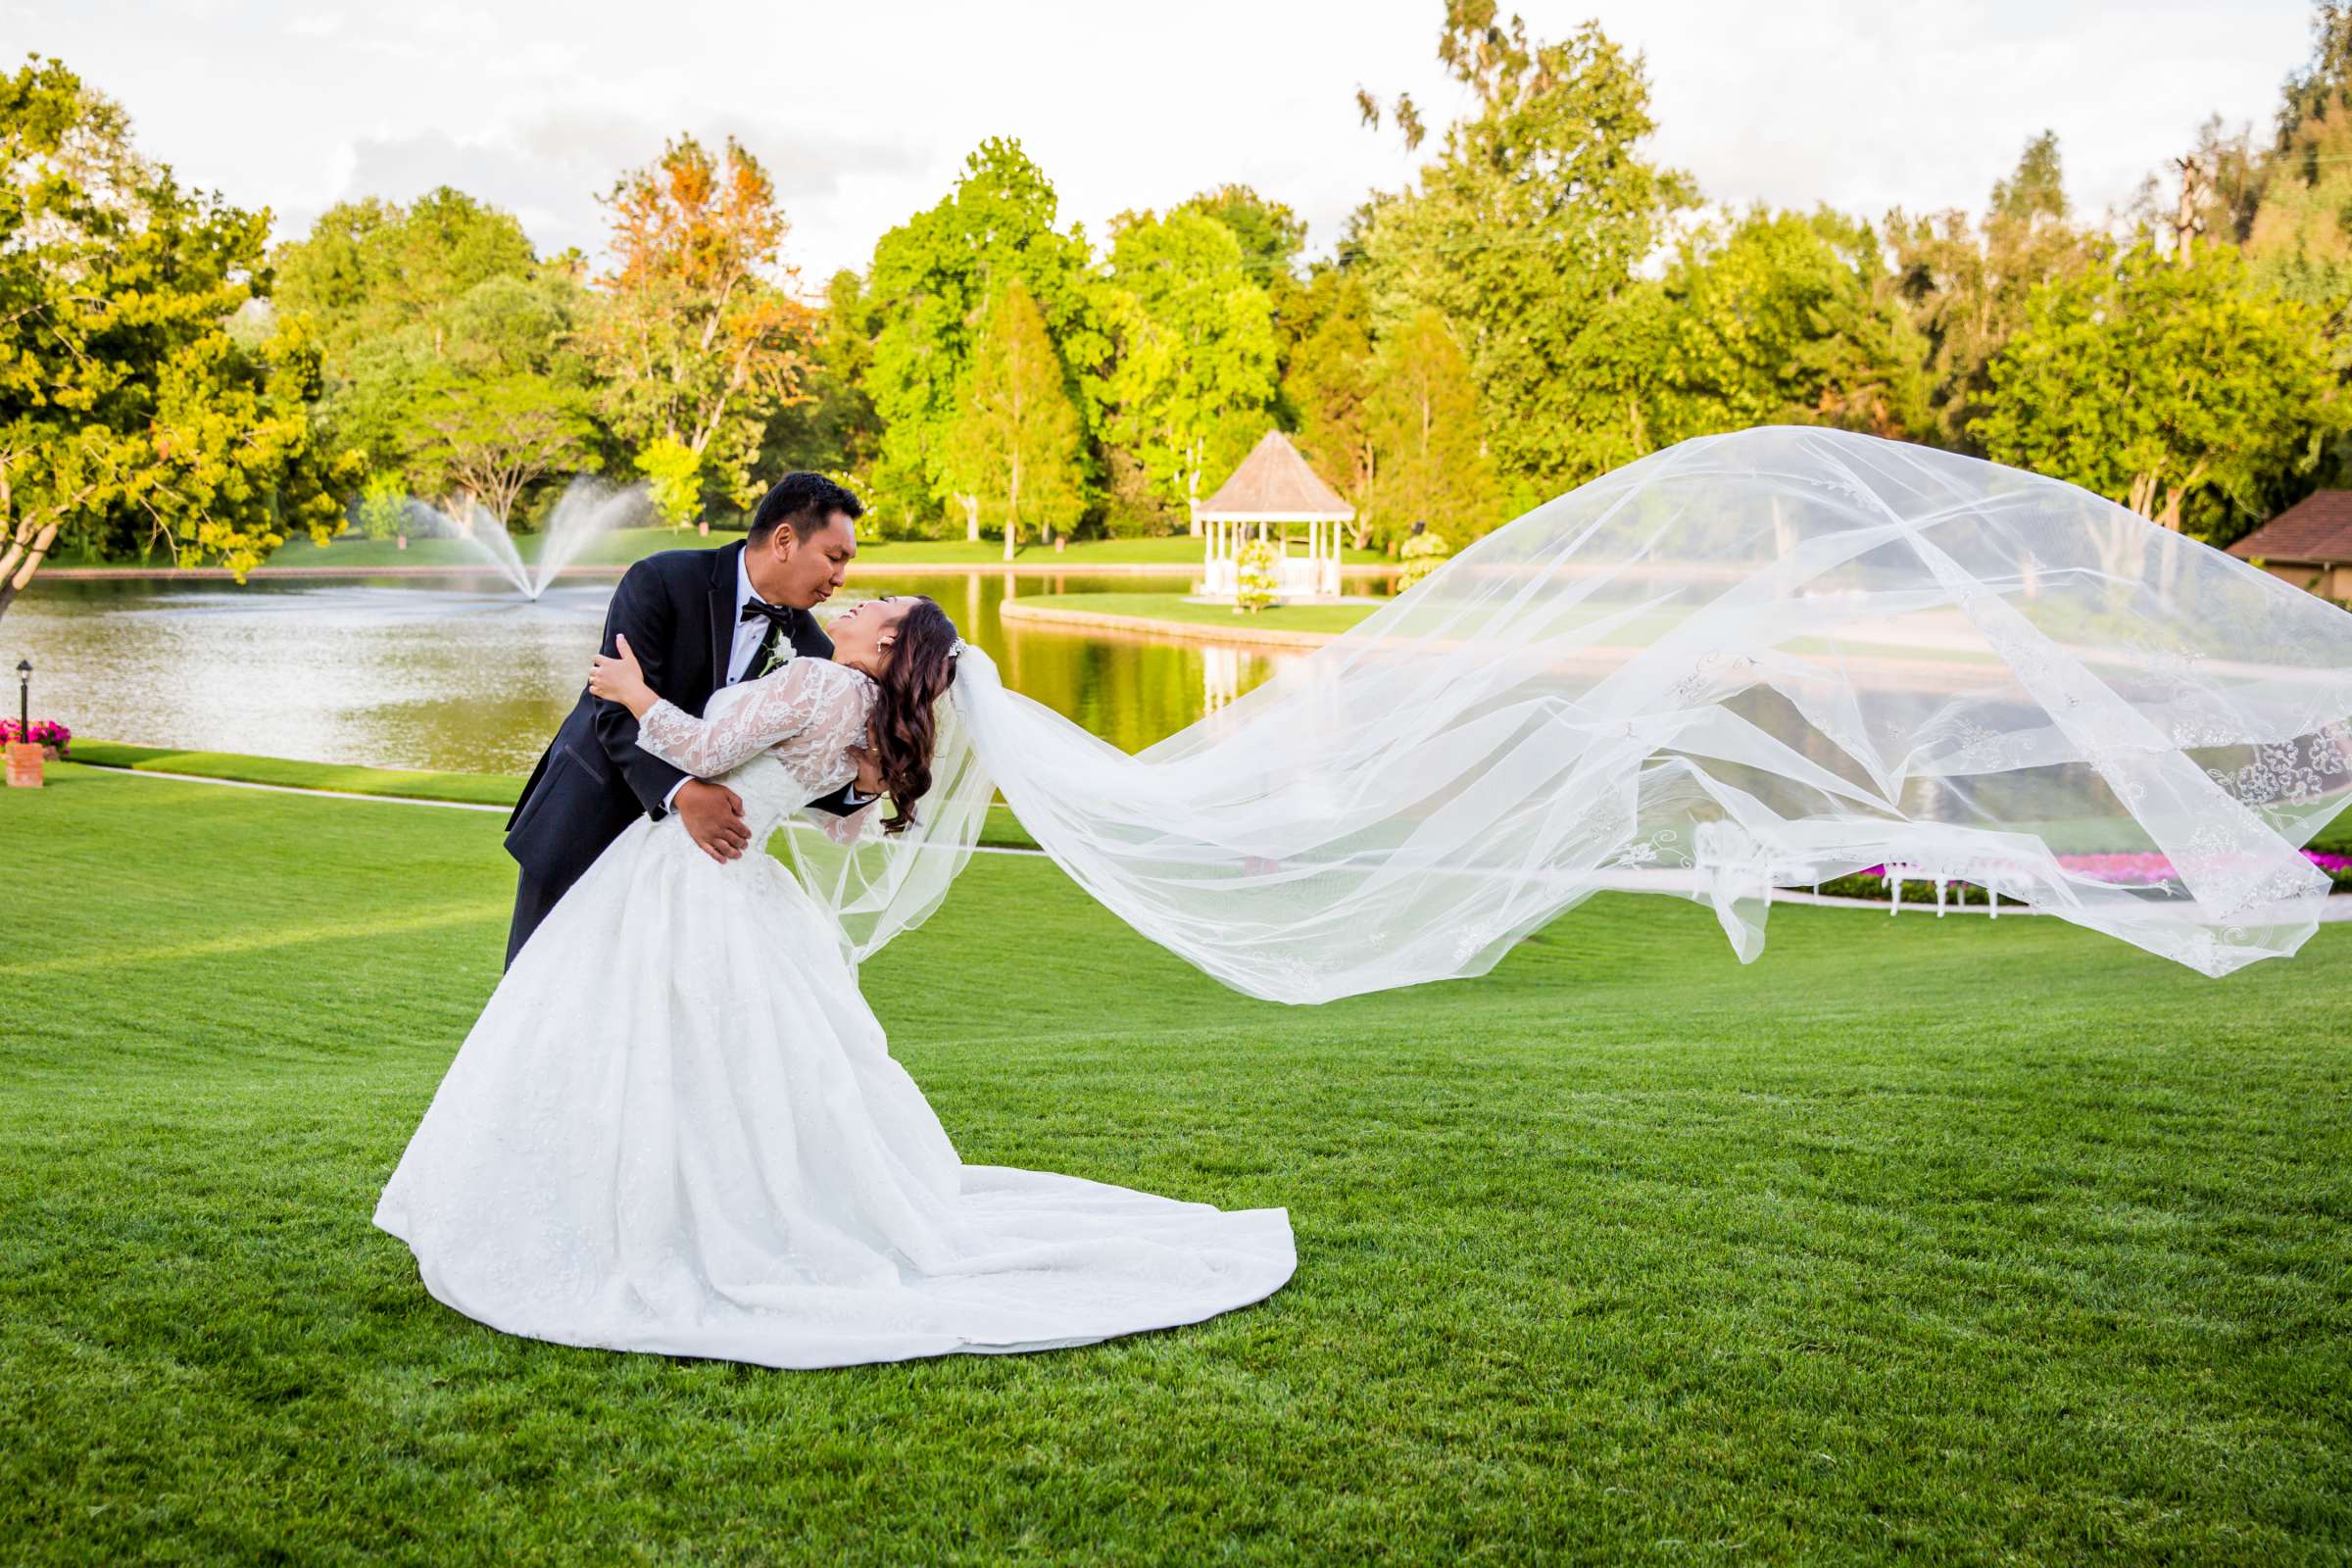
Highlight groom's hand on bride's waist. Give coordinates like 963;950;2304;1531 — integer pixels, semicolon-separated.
676;779;751;863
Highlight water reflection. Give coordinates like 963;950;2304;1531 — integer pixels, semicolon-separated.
9;572;1304;772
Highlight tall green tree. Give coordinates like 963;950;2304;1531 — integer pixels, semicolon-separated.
273;188;538;362
1658;207;1930;444
2232;4;2352;309
945;280;1085;560
1174;184;1307;279
864;139;1106;532
407;372;596;528
1283;270;1380;540
1355;6;1696;491
1365;306;1500;545
1887;132;2092;450
759;268;881;483
1974;242;2343;544
273;192;596;511
1101;210;1279;530
1174;184;1312;388
0;58;350;619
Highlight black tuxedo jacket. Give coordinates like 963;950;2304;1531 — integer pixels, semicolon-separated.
504;541;853;901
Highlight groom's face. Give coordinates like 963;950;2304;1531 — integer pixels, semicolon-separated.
754;512;858;610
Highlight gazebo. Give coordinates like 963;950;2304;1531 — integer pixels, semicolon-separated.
1197;430;1353;603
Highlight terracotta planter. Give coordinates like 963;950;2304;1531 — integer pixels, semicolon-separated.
6;741;42;788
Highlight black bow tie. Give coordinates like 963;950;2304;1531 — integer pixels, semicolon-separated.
739;599;796;632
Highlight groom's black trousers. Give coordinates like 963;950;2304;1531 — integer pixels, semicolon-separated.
506;870;569;969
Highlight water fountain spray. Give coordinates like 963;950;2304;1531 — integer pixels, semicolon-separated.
411;479;653;600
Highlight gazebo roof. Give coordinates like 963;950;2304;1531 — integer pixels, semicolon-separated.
1197;430;1354;522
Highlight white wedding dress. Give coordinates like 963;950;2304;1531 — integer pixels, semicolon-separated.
373;656;1296;1369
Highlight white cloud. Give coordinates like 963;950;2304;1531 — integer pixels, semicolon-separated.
25;0;2322;282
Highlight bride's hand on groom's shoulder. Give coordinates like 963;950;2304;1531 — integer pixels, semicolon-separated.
589;634;655;716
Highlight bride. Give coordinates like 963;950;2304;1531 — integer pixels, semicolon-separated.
372;593;1296;1369
380;424;2352;1368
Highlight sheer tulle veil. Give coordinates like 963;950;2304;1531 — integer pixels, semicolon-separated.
785;426;2352;1001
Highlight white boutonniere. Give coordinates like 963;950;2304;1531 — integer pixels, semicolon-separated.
759;640;798;678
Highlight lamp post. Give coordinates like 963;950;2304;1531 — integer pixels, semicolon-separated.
7;658;36;788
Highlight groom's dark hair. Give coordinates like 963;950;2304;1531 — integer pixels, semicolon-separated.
747;472;862;544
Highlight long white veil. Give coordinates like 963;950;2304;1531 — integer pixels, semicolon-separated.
797;427;2352;1001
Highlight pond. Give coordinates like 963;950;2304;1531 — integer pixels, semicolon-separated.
7;571;1314;773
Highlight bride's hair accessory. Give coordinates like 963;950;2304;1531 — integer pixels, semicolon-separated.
948;637;968;659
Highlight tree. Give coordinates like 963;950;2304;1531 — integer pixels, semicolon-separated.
583;134;813;514
1175;184;1312;387
633;439;703;528
945;280;1085;560
1365;307;1500;546
1973;243;2343;545
1355;7;1696;491
1174;184;1306;280
273;187;538;363
1887;132;2092;450
1101;210;1279;530
1658;207;1930;444
273;192;598;511
0;58;350;620
864;140;1107;531
760;269;881;483
2234;5;2352;309
1284;271;1380;542
409;373;595;527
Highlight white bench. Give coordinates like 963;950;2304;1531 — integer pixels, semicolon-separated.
1883;860;2023;917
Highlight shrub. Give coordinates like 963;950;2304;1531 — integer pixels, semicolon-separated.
633;440;703;529
1398;527;1451;590
1235;539;1282;613
353;474;409;542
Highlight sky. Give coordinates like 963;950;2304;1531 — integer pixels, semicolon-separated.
11;0;2324;284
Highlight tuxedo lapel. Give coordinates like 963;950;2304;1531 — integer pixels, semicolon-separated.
706;542;742;693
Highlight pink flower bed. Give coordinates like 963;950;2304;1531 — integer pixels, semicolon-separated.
1857;850;2351;886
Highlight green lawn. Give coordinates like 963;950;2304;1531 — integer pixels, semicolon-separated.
66;741;1042;849
5;763;2349;1563
251;531;1389;573
67;741;528;808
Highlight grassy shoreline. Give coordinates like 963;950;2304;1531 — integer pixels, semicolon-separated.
48;530;1395;579
1002;592;1377;646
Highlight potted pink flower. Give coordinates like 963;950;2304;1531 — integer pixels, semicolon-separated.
0;718;70;760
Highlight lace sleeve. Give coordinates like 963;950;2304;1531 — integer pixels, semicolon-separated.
634;660;849;778
807;797;881;846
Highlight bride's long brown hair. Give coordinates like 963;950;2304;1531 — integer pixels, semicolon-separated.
867;597;960;835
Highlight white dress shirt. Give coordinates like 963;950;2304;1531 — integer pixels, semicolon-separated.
661;553;870;812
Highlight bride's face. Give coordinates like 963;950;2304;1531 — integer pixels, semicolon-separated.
827;595;915;674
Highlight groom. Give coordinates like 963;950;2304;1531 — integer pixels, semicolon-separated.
502;472;878;966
